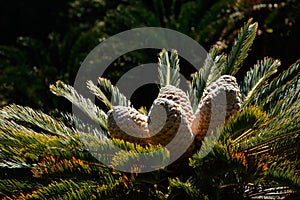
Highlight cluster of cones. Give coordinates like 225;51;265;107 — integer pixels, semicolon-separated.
107;75;241;162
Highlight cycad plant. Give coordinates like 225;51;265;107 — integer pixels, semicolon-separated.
1;19;299;199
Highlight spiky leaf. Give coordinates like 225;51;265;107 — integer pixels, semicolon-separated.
240;57;280;108
87;77;131;109
158;49;180;87
224;19;257;75
50;81;108;130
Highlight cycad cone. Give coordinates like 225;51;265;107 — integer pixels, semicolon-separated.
148;85;195;159
107;106;150;146
107;75;241;156
192;75;241;147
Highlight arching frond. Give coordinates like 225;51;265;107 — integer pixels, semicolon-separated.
0;124;85;168
31;155;120;184
224;106;268;143
50;80;108;130
238;100;299;147
269;86;300;117
0;179;44;198
0;104;76;139
17;179;94;199
240;57;280;108
223;19;257;75
168;177;202;199
87;77;131;110
252;59;300;112
109;139;169;173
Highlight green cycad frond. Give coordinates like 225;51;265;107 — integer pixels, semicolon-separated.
87;80;113;110
0;179;44;198
240;57;280;108
0;125;84;168
188;47;226;111
245;131;299;161
158;49;180;87
190;135;249;198
189;100;299;197
268;161;300;192
31;156;104;178
50;111;108;140
31;156;123;186
208;48;227;83
0;104;76;139
77;132;170;173
241;105;300;153
270;86;300;117
168;177;202;199
252;59;300;112
50;80;108;130
16;179;95;199
87;77;131;110
224;19;257;75
109;138;169;173
0;119;38;135
224;106;268;143
2;174;127;199
243;155;299;198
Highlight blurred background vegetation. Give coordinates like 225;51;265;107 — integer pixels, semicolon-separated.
0;0;299;111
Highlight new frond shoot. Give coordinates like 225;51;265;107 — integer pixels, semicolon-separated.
158;48;180;87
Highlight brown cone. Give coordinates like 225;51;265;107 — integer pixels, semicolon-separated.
107;106;150;146
148;97;195;162
156;85;194;126
192;75;241;147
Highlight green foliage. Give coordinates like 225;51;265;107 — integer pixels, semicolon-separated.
223;19;258;75
158;49;181;88
188;47;225;111
0;20;300;199
168;178;204;199
50;81;108;130
254;59;300;113
1;0;299;111
240;57;280;108
224;106;268;142
87;77;131;110
189;101;299;197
